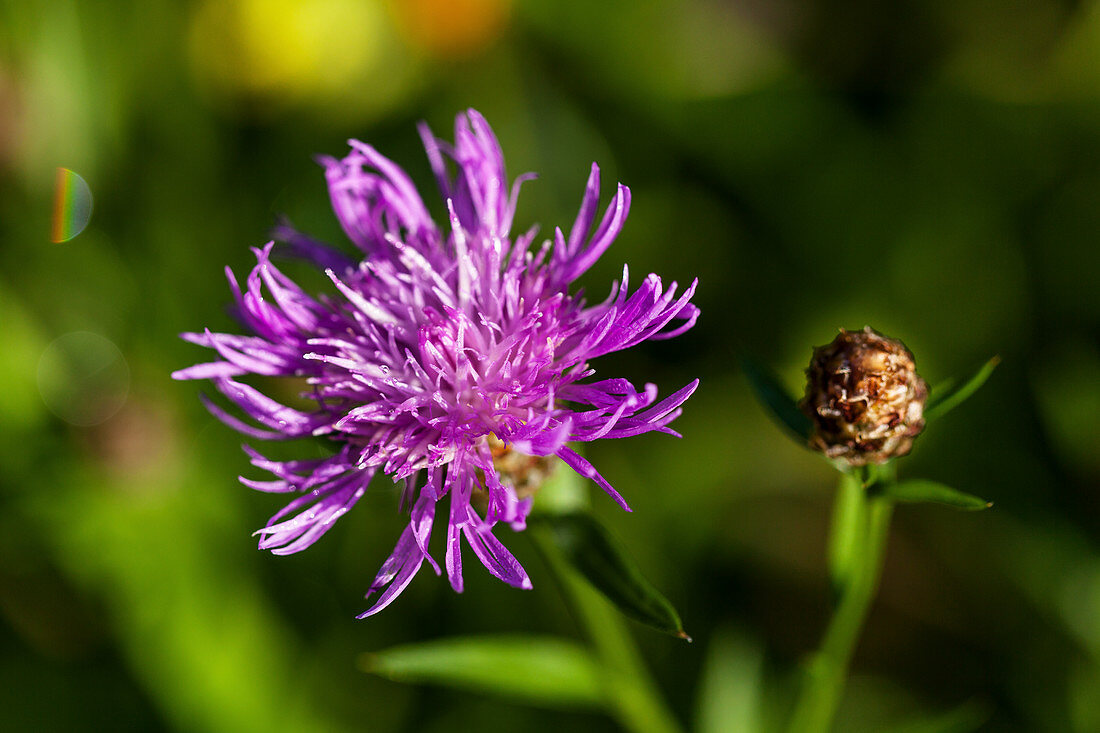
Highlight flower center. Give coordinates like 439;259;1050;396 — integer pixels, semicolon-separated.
486;433;556;499
468;434;557;519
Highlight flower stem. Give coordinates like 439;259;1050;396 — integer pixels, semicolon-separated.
530;526;684;733
787;470;895;733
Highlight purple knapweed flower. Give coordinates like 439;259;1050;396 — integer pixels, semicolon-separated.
174;110;699;617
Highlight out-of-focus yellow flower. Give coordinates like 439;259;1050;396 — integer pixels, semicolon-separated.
188;0;391;104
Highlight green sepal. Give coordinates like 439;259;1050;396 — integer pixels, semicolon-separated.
740;354;812;442
359;634;606;708
534;512;688;639
926;356;1000;421
877;479;992;511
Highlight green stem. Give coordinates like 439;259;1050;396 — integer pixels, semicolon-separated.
827;470;866;597
530;527;683;733
788;471;895;733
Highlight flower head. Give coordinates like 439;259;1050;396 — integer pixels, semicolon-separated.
174;110;699;616
801;327;927;466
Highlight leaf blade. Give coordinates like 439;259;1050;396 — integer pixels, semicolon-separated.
926;356;1000;421
880;479;991;511
360;634;606;709
536;513;687;638
740;354;812;442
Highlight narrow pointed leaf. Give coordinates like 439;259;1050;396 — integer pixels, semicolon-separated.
881;480;991;511
537;512;687;638
926;356;1000;421
740;354;812;442
359;634;606;708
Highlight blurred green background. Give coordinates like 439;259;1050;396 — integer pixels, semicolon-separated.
2;0;1100;730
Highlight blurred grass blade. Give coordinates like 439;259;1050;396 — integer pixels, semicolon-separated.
530;525;685;733
883;699;991;733
695;629;766;733
881;480;992;510
359;635;606;709
537;513;688;639
740;355;812;442
926;357;1000;421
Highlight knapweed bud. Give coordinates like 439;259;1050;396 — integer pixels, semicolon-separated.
800;327;928;466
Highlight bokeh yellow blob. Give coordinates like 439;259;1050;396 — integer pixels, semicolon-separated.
188;0;387;101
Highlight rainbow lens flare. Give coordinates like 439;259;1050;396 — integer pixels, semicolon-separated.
51;167;93;243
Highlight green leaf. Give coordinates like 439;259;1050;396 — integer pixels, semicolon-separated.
925;356;1000;421
359;634;606;709
536;513;688;639
740;354;812;442
879;480;992;511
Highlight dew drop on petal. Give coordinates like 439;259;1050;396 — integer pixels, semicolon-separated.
50;168;93;243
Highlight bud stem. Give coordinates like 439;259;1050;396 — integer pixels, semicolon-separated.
826;470;867;599
788;468;895;733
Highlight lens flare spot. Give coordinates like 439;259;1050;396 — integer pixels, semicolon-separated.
37;331;129;427
50;168;93;243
